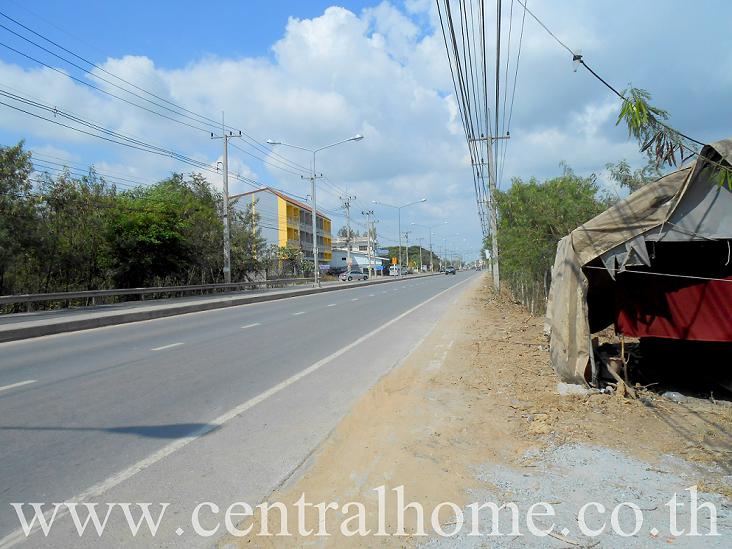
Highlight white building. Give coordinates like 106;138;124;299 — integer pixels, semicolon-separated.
329;248;388;274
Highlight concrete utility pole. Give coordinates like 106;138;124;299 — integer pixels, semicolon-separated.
211;113;242;284
469;133;509;290
362;209;375;277
404;231;410;271
417;237;424;272
341;193;356;268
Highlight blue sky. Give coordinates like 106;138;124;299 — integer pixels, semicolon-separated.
2;1;375;66
1;0;731;258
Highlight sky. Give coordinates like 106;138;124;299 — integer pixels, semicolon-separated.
1;0;731;259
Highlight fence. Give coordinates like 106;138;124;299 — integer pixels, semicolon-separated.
0;278;313;312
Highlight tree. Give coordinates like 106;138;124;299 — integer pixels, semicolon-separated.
496;164;608;310
0;142;36;294
337;225;354;239
231;198;267;280
605;158;663;193
35;167;116;292
616;86;692;168
103;173;223;287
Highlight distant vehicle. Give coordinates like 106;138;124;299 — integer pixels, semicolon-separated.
389;265;401;277
340;269;368;282
445;266;456;275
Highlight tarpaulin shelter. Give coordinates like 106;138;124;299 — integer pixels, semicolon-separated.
545;138;732;384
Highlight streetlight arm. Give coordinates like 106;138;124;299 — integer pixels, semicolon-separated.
266;140;313;153
401;198;427;208
314;134;363;153
372;200;398;209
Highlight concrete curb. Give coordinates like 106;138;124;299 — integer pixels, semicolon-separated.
0;274;442;343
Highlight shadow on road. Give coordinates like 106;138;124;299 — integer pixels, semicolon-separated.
0;422;218;439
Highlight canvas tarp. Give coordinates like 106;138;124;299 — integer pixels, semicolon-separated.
546;138;732;384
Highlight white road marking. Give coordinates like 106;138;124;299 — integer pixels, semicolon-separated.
0;275;474;548
150;342;184;351
0;379;36;393
351;298;359;302
292;311;305;316
368;294;375;297
327;303;336;307
241;323;261;329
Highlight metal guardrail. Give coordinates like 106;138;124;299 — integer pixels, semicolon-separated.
0;278;313;308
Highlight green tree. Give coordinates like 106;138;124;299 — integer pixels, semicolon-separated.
605;158;663;193
0;142;36;294
104;174;217;287
34;167;116;293
616;85;691;168
231;198;267;280
496;165;608;310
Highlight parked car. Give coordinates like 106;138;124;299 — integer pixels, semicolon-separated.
445;266;456;275
388;265;401;277
340;269;368;282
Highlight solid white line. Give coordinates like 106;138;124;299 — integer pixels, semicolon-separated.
0;274;474;548
150;342;184;351
0;379;36;393
292;311;305;316
241;323;261;329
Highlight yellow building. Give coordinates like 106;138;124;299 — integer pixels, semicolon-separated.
232;187;332;263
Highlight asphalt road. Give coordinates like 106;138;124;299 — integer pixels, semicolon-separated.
0;271;477;547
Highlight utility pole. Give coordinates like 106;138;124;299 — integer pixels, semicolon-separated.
341;193;356;269
211;113;242;284
362;209;375;277
404;230;411;272
469;133;509;290
417;237;424;272
305;170;323;285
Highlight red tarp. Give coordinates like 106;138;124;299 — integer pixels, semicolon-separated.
615;274;732;341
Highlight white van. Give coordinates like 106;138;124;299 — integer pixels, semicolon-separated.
389;265;401;276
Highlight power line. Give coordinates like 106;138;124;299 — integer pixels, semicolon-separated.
512;0;705;149
0;10;314;172
498;0;527;187
0;92;264;191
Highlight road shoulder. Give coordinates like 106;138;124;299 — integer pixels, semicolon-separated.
220;275;732;547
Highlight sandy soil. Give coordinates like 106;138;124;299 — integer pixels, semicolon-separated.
219;274;732;548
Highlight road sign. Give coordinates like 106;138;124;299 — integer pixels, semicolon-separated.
391;257;397;265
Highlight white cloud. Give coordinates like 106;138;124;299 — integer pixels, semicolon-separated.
1;0;730;258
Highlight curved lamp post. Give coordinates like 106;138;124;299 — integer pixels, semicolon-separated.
411;221;448;272
266;134;363;287
371;198;426;276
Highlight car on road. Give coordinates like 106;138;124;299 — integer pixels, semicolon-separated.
445;266;456;275
340;269;368;282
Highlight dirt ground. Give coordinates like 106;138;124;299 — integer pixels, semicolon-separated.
219;274;732;548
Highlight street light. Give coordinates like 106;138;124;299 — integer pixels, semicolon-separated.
372;198;426;276
442;232;461;269
266;134;364;287
411;220;448;272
